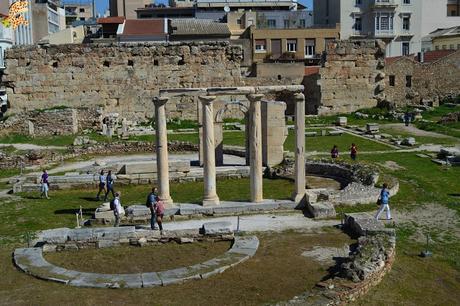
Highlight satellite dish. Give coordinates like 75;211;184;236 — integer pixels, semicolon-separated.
224;5;230;13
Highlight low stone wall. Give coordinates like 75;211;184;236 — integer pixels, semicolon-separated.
14;223;260;288
280;212;396;305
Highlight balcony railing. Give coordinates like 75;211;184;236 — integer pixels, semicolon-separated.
374;29;395;37
373;0;398;8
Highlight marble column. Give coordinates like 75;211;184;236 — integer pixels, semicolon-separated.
200;96;220;206
247;94;264;203
292;93;306;203
153;97;173;206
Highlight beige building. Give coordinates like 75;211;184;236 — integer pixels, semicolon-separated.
431;26;460;50
39;25;86;44
250;24;340;63
109;0;152;19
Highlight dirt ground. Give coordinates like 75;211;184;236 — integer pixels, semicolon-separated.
0;229;354;306
45;241;232;274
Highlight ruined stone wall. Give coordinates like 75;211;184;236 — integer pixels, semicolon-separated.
0;107;100;137
303;40;385;115
384;50;460;107
2;42;243;122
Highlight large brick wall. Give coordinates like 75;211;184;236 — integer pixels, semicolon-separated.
2;42;243;121
303;40;385;115
384;50;460;107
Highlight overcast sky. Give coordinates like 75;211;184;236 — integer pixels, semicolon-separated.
66;0;314;16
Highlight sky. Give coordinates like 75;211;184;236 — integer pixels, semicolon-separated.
64;0;314;17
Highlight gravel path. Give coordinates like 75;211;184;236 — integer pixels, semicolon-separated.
140;213;338;233
0;143;64;150
381;123;459;140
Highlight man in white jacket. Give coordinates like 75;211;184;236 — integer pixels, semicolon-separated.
113;192;123;227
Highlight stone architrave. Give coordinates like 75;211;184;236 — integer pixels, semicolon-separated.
292;93;306;203
153;97;173;206
200;96;220;206
247;94;264;203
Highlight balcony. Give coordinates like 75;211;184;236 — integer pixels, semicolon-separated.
351;30;367;38
372;0;398;9
399;29;414;37
374;29;395;38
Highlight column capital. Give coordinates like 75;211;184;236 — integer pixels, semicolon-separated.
293;92;305;101
153;96;169;107
246;94;264;102
198;95;217;105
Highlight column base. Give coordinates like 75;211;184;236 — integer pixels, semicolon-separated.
291;192;306;204
251;196;264;203
202;196;220;206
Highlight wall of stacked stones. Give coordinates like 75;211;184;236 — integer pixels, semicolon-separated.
2;42;243;122
303;40;385;115
384;50;460;107
0;107;100;137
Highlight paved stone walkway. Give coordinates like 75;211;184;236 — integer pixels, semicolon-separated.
14;235;259;289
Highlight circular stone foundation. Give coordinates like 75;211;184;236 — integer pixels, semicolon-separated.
14;235;259;289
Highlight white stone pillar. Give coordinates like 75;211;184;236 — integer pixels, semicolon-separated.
200;96;220;206
153;97;173;206
292;93;306;203
247;94;264;203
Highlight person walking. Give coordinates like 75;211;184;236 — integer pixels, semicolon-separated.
104;170;116;201
40;170;50;199
331;145;339;159
155;197;165;234
96;170;106;201
375;183;392;221
404;111;411;127
113;192;122;227
350;143;358;161
146;187;158;230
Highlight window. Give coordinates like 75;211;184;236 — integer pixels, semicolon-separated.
267;19;276;28
80;17;85;20
402;17;410;31
287;39;297;52
355;17;362;31
305;39;315;58
442;45;447;50
236;19;241;25
299;19;305;28
284;19;290;28
406;75;412;88
355;0;362;5
403;0;410;4
255;39;266;52
402;42;410;55
375;12;393;32
79;8;85;12
389;75;395;86
450;44;454;50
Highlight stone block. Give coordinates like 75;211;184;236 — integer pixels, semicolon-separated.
37;228;70;244
67;228;94;241
202;221;233;235
96;240;120;248
141;272;162;287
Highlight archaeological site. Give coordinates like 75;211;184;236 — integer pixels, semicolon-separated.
0;0;459;305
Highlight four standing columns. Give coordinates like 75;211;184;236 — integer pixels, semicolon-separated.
199;96;220;206
247;94;264;203
291;93;306;203
153;97;173;206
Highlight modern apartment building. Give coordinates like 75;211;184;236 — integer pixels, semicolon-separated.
250;23;340;63
314;0;460;57
64;2;94;26
12;0;66;45
109;0;152;19
447;0;460;16
0;1;14;68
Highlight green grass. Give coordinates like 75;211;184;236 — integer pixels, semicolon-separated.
0;178;293;245
379;127;459;145
0;134;76;147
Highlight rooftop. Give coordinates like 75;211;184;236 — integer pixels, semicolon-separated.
121;19;167;36
170;19;231;36
97;16;125;24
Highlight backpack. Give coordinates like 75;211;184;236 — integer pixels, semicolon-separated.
110;199;115;210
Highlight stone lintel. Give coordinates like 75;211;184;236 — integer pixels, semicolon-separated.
153;96;169;106
158;85;304;98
